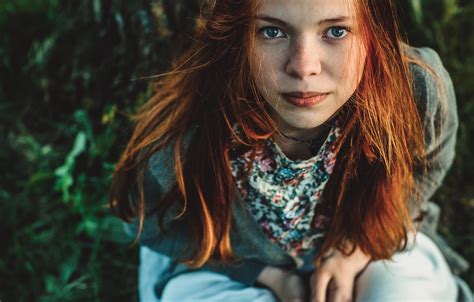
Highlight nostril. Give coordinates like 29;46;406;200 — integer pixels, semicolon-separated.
285;43;322;78
285;55;322;78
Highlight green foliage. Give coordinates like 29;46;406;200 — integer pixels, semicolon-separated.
54;130;87;202
1;0;199;300
0;0;472;300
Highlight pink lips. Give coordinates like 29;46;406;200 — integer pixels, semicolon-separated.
282;91;329;108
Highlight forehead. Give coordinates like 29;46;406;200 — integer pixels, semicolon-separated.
255;0;356;23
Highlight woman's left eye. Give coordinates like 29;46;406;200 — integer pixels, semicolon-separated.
324;27;349;39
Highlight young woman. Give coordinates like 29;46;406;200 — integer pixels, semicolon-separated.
110;0;471;301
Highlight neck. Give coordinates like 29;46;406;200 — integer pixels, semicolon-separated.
268;109;338;160
272;122;331;161
279;123;328;141
273;135;313;161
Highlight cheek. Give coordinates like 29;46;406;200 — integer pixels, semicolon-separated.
250;46;285;92
333;41;367;95
349;45;367;85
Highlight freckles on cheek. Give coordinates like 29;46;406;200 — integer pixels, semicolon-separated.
255;42;286;67
254;50;272;73
341;45;366;91
252;49;280;88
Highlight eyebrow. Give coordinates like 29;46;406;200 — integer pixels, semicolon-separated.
255;15;352;29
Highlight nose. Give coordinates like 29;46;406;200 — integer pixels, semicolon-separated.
285;37;322;79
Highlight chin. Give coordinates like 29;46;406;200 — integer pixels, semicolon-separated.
282;116;326;130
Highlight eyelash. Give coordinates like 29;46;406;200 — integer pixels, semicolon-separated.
258;26;351;41
324;27;350;40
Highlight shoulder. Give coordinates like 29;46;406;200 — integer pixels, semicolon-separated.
145;125;198;196
405;44;449;85
405;45;459;169
404;44;457;119
403;45;458;152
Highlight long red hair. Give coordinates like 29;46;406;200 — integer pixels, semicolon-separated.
110;0;425;267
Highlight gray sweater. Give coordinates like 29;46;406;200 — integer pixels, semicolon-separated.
124;46;467;295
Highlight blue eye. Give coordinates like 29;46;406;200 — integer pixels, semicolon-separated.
260;26;286;39
325;27;349;39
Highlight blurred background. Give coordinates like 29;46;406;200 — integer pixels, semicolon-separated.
1;0;472;300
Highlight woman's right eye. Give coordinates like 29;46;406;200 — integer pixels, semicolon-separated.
259;26;286;39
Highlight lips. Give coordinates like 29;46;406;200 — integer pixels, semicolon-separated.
281;91;329;108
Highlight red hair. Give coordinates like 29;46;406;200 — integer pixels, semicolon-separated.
110;0;425;267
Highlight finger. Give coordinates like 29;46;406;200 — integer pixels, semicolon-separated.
327;277;354;302
311;271;332;302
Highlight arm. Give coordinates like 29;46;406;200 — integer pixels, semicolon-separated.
123;162;268;286
409;48;470;274
409;47;458;220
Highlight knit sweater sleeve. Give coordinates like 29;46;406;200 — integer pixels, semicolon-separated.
409;46;458;218
122;144;267;287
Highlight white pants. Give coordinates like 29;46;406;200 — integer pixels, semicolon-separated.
140;232;463;301
354;231;459;301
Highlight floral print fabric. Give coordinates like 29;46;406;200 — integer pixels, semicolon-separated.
230;124;341;257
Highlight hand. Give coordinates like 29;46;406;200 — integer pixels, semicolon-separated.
257;265;307;302
311;246;371;302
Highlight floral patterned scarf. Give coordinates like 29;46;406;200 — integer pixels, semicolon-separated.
230;123;341;256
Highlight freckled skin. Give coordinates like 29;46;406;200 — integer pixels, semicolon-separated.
250;0;367;139
251;2;374;299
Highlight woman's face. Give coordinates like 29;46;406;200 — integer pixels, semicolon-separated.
250;0;366;134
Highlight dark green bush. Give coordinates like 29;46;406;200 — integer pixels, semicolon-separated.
1;0;472;300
